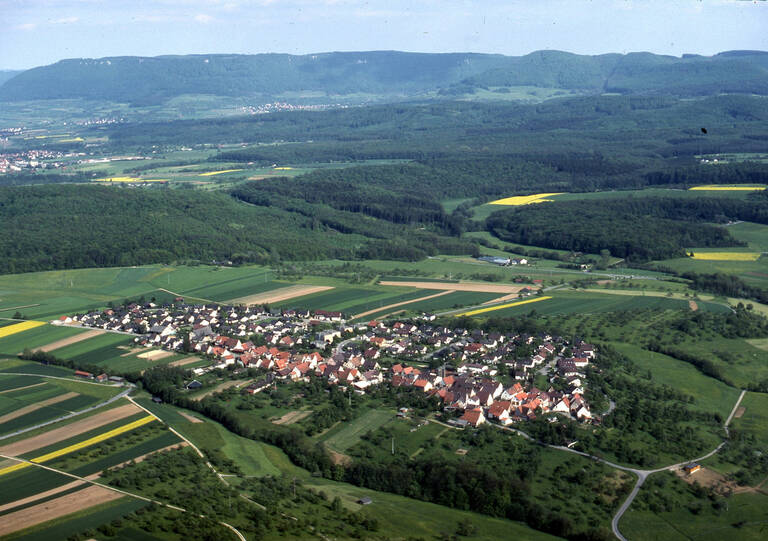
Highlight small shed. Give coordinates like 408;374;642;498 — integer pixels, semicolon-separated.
683;463;701;475
186;380;203;390
357;497;372;505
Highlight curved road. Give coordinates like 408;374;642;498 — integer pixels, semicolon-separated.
431;388;747;541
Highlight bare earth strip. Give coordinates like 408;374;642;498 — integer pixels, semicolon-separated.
0;402;140;456
0;484;124;537
378;281;534;294
350;290;455;321
168;356;202;367
734;406;746;418
689;300;699;311
137;349;175;361
0;392;79;424
227;285;334;306
178;411;203;423
33;329;105;353
104;442;188;472
0;478;87;513
0;382;47;395
482;292;527;305
272;410;313;425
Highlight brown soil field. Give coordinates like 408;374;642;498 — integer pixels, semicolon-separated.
178;411;203;423
327;448;351;466
350;290;454;320
0;485;124;537
168;356;202;367
137;349;175;361
734;406;746;418
272;410;313;425
379;281;536;294
0;402;140;456
227;284;334;306
0;478;86;513
105;442;188;472
482;292;525;305
689;300;699;311
675;467;739;495
0;381;47;394
0;391;79;424
33;329;104;353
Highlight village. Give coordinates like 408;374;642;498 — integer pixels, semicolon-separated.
55;298;596;428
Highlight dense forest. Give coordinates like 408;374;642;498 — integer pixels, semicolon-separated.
0;184;480;274
486;196;768;261
3;50;768;104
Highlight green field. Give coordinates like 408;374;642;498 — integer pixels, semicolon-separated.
731;392;768;446
612;343;740;418
620;489;768;541
0;325;86;356
319;408;395;453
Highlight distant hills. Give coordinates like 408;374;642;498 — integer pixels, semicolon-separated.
1;50;767;105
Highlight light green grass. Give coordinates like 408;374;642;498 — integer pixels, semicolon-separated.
320;408;395;452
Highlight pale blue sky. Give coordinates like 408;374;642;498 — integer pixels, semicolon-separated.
1;0;766;70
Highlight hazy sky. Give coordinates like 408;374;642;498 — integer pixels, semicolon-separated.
1;0;767;70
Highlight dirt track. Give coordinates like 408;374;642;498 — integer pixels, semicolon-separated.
272;410;312;425
0;402;140;456
350;290;454;320
0;391;79;424
379;281;534;294
0;381;46;394
482;292;525;305
0;485;124;537
178;411;203;423
33;329;104;353
228;285;333;305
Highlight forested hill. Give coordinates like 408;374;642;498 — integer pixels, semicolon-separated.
1;49;767;104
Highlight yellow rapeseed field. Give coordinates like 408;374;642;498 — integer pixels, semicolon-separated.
0;415;157;476
689;185;766;191
199;169;243;177
0;320;47;339
274;167;293;171
690;252;762;261
454;296;552;317
489;193;563;206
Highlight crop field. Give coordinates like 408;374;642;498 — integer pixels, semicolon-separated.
690;252;762;261
488;192;564;206
0;325;86;356
689;184;766;191
466;291;730;318
4;497;148;541
93;176;168;183
273;285;420;312
350;290;502;320
318;408;395;452
454;296;552;316
198;168;243;176
0;320;47;339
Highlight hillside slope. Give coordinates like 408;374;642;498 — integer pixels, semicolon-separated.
1;50;767;105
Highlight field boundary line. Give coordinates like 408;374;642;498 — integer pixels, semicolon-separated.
348;290;455;321
0;452;244;541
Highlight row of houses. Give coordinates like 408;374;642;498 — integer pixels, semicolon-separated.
60;300;597;425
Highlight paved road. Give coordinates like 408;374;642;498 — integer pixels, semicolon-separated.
0;373;133;441
434;389;747;541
